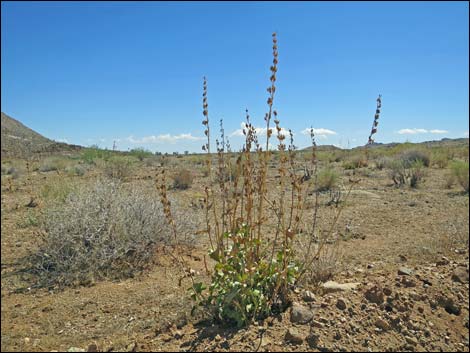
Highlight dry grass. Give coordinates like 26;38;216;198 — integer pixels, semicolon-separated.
16;179;197;290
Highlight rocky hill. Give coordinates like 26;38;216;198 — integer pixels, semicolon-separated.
1;112;82;158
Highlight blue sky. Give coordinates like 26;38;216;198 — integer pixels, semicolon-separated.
1;1;469;153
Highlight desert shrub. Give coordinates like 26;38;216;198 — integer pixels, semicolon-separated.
39;157;67;172
374;156;392;170
17;209;39;229
400;149;430;168
431;150;450;169
23;180;196;289
81;145;112;164
388;159;425;188
342;155;368;170
1;164;20;179
297;238;342;286
408;161;425;188
316;167;339;192
129;147;153;161
172;168;193;189
40;177;78;204
65;164;86;176
450;160;469;192
104;156;132;180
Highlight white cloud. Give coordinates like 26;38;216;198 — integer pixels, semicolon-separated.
464;131;469;137
300;127;337;139
126;133;204;144
230;122;290;138
398;128;428;134
398;128;449;135
56;138;69;143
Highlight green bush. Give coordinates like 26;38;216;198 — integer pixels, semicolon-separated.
450;160;469;192
129;148;153;161
39;157;67;172
431;150;450;169
388;159;425;188
400;149;430;168
342;155;368;170
81;145;112;164
104;156;132;180
316;167;339;192
191;225;298;327
40;177;78;204
65;165;86;176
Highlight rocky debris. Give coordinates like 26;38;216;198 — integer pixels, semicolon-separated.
290;303;313;324
401;277;417;288
68;348;85;353
307;332;320;348
285;327;304;345
302;290;316;302
125;342;137;352
437;295;461;316
364;285;384;304
451;267;469;283
321;281;360;293
405;336;419;346
398;267;413;276
436;257;450;266
375;318;391;331
87;344;98;352
336;298;347;310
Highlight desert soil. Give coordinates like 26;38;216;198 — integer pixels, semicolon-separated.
1;160;469;352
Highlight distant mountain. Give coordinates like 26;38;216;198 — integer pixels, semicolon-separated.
300;137;469;152
1;112;82;158
352;138;469;150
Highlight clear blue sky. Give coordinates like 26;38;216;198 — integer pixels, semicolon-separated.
1;1;469;153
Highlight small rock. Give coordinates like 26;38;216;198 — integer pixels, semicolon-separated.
436;257;449;266
375;318;391;331
451;267;469;283
285;328;304;345
405;336;418;346
365;285;384;304
402;277;416;288
437;295;461;316
398;267;413;276
290;303;313;324
302;290;316;302
307;333;320;347
311;320;324;328
336;298;347;310
68;348;86;353
322;281;360;293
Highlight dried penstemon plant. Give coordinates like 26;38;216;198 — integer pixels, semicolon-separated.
367;94;382;145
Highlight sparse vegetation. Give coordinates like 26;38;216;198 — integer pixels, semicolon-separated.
172;168;193;189
400;149;430;168
316;166;339;192
39;157;67;172
21;180;195;289
388;159;425;188
129;147;153;161
450;160;469;193
103;156;132;180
